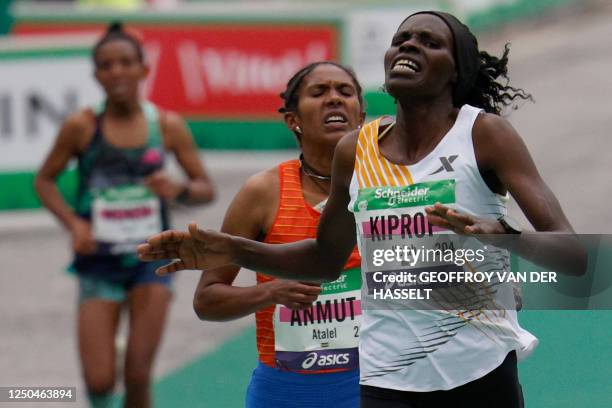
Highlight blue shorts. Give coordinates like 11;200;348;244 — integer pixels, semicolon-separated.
76;260;172;303
246;362;360;408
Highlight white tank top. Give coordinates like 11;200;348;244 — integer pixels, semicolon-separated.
348;104;538;391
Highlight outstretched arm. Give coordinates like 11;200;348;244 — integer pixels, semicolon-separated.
193;169;321;322
139;130;360;282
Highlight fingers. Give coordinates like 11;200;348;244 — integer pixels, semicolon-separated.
143;170;164;184
188;222;214;243
284;283;321;304
426;202;475;233
464;225;483;234
139;250;181;261
73;235;97;255
426;213;454;230
298;281;322;288
155;260;186;276
139;242;182;253
293;284;323;296
273;281;321;307
188;222;202;239
74;243;96;255
137;241;182;261
147;230;189;247
425;202;449;217
278;280;322;296
137;243;153;260
143;172;163;192
446;209;474;226
286;301;316;311
288;292;320;303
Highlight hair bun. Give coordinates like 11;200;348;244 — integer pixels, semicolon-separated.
107;21;123;33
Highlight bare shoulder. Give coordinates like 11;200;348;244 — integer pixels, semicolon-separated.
473;112;520;145
158;109;192;149
224;165;280;235
332;129;359;182
473;111;530;171
65;109;95;133
59;109;96;151
335;129;359;163
240;166;280;204
160;110;187;130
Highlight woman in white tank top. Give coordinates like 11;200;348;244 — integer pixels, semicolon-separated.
139;10;586;408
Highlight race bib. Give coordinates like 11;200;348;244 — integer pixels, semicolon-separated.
273;268;362;371
92;185;162;245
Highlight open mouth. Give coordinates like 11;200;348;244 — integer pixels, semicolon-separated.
324;112;348;125
391;58;421;74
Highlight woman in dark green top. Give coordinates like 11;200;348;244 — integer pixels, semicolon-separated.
35;23;215;408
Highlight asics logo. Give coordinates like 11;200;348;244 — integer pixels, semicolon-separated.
301;352;351;369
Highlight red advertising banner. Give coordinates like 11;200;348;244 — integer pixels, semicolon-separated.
13;24;338;118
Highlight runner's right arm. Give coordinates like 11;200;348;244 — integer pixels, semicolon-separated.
35;111;96;254
139;131;359;283
193;169;322;322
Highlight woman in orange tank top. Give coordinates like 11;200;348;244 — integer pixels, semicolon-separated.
192;62;365;407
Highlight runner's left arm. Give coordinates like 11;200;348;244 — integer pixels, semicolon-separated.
426;113;587;275
150;111;215;204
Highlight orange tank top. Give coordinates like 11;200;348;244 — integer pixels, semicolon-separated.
256;159;361;373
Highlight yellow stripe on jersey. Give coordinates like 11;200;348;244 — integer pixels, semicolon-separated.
355;118;414;188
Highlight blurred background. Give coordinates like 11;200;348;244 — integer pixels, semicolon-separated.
1;0;611;407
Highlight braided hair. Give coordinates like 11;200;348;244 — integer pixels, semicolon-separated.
393;11;532;115
92;22;144;66
463;43;533;115
278;61;364;114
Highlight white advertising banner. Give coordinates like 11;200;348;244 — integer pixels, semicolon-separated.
347;6;427;91
0;53;103;171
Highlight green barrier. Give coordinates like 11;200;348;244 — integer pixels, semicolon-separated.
467;0;580;32
0;168;77;211
0;0;12;35
188;120;297;150
187;91;396;150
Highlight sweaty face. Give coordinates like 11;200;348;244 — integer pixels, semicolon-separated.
292;64;364;147
94;40;146;103
383;14;456;101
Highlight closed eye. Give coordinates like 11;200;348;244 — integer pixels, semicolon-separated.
391;33;410;46
339;85;355;96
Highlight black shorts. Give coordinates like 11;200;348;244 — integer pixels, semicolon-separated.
360;351;524;408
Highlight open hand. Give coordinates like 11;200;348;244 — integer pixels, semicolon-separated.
144;170;184;201
425;203;505;235
70;218;96;255
268;280;322;310
138;223;235;275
